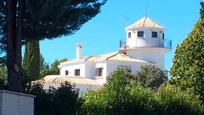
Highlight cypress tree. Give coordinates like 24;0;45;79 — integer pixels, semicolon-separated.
23;40;40;82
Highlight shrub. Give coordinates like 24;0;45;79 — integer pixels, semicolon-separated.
154;83;204;115
82;68;204;115
29;82;81;115
123;82;156;115
82;68;156;115
135;65;167;90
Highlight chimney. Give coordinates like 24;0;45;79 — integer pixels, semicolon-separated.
76;43;82;60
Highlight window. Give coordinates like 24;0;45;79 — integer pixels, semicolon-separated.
152;31;158;38
65;70;69;75
162;33;165;39
137;31;144;37
74;69;80;76
128;32;131;38
95;68;103;76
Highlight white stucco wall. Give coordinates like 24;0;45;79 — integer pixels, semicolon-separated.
94;61;107;83
84;62;95;79
60;61;107;80
59;59;152;83
126;49;165;70
60;62;86;77
126;28;164;48
106;60;146;82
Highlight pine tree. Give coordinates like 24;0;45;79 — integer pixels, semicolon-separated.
23;0;107;41
0;0;106;92
171;2;204;101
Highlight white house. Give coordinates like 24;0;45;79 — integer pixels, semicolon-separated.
42;17;171;94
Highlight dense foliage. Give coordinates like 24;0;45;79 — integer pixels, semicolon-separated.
0;67;203;115
155;83;204;115
171;2;204;101
135;65;167;90
0;0;107;42
29;82;81;115
82;68;204;115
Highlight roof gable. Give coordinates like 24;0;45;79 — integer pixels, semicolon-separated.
59;52;152;67
126;17;164;30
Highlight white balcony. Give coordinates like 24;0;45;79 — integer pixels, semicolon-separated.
120;39;172;49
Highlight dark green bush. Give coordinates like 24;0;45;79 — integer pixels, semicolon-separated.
135;65;167;90
29;82;81;115
0;78;7;89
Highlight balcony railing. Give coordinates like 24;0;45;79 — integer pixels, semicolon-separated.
119;40;126;48
163;39;172;49
119;39;172;49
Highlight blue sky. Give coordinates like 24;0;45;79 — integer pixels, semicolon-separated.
40;0;200;71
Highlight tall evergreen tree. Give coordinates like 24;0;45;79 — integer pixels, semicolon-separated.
171;2;204;101
23;40;40;82
39;54;49;78
0;0;106;92
49;59;67;75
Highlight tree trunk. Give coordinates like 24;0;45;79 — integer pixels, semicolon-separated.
15;0;24;92
6;0;23;92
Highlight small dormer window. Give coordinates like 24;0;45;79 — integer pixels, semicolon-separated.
137;31;144;37
128;32;131;38
152;31;158;38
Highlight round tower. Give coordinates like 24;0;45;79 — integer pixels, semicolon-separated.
120;17;171;69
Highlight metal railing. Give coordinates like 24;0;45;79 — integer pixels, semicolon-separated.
119;40;126;48
162;39;172;49
119;39;172;49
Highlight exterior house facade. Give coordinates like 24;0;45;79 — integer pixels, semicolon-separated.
58;52;151;84
42;17;171;94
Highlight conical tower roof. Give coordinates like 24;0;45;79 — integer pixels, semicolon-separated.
126;17;165;30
